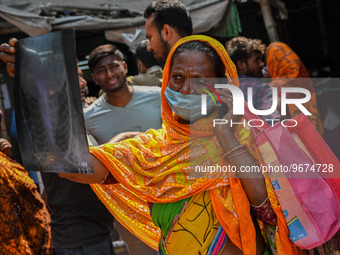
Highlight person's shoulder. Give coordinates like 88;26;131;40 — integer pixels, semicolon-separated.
131;74;162;87
133;85;161;94
132;86;161;105
83;95;105;115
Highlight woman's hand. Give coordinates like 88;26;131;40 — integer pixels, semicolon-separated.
0;38;17;77
213;89;268;206
106;131;143;144
214;88;243;152
0;138;12;157
84;96;97;108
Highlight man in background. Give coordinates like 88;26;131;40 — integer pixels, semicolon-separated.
225;36;280;122
144;0;193;65
128;39;162;87
85;44;162;145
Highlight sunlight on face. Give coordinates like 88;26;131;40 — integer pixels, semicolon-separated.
168;50;217;95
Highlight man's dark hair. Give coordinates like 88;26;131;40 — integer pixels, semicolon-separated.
225;36;266;64
172;40;225;78
135;40;160;68
144;0;193;37
88;44;124;72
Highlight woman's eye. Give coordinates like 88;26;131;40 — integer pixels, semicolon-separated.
172;75;183;81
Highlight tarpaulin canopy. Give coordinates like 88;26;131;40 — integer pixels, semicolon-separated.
0;0;230;49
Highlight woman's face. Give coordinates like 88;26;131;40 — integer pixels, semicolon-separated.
168;50;217;95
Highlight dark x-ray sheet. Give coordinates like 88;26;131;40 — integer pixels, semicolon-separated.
14;29;93;174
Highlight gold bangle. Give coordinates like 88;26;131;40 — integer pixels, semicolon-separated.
223;144;247;158
100;170;110;185
226;148;249;159
250;197;269;208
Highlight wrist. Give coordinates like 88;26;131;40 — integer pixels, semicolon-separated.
223;144;248;160
218;133;239;152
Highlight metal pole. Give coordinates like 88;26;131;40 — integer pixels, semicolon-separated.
256;0;280;42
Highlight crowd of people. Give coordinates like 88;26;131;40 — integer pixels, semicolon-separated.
0;0;338;255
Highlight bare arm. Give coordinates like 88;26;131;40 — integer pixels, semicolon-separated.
58;155;112;184
59;131;142;183
214;89;267;206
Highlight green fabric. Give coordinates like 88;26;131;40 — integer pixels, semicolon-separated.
263;246;273;255
264;225;277;254
151;197;191;239
152;198;274;254
207;3;242;38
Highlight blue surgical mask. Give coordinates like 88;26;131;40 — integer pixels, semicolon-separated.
164;87;215;122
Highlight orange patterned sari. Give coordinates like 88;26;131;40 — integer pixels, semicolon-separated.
90;35;299;254
266;42;323;134
0;151;51;254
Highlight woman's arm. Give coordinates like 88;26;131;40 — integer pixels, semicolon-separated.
60;132;141;184
61;132;142;183
214;89;267;206
58;155;112;184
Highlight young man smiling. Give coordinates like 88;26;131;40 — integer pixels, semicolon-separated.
85;44;162;145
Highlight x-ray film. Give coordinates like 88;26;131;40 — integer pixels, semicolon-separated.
14;29;93;174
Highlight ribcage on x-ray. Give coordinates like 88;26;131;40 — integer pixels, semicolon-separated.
23;82;70;155
55;82;70;152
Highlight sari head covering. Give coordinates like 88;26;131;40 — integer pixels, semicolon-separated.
266;42;323;134
90;35;299;254
266;42;310;80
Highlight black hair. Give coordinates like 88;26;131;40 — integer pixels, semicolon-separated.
225;36;266;65
172;41;225;77
88;44;124;72
135;40;160;68
144;0;193;37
